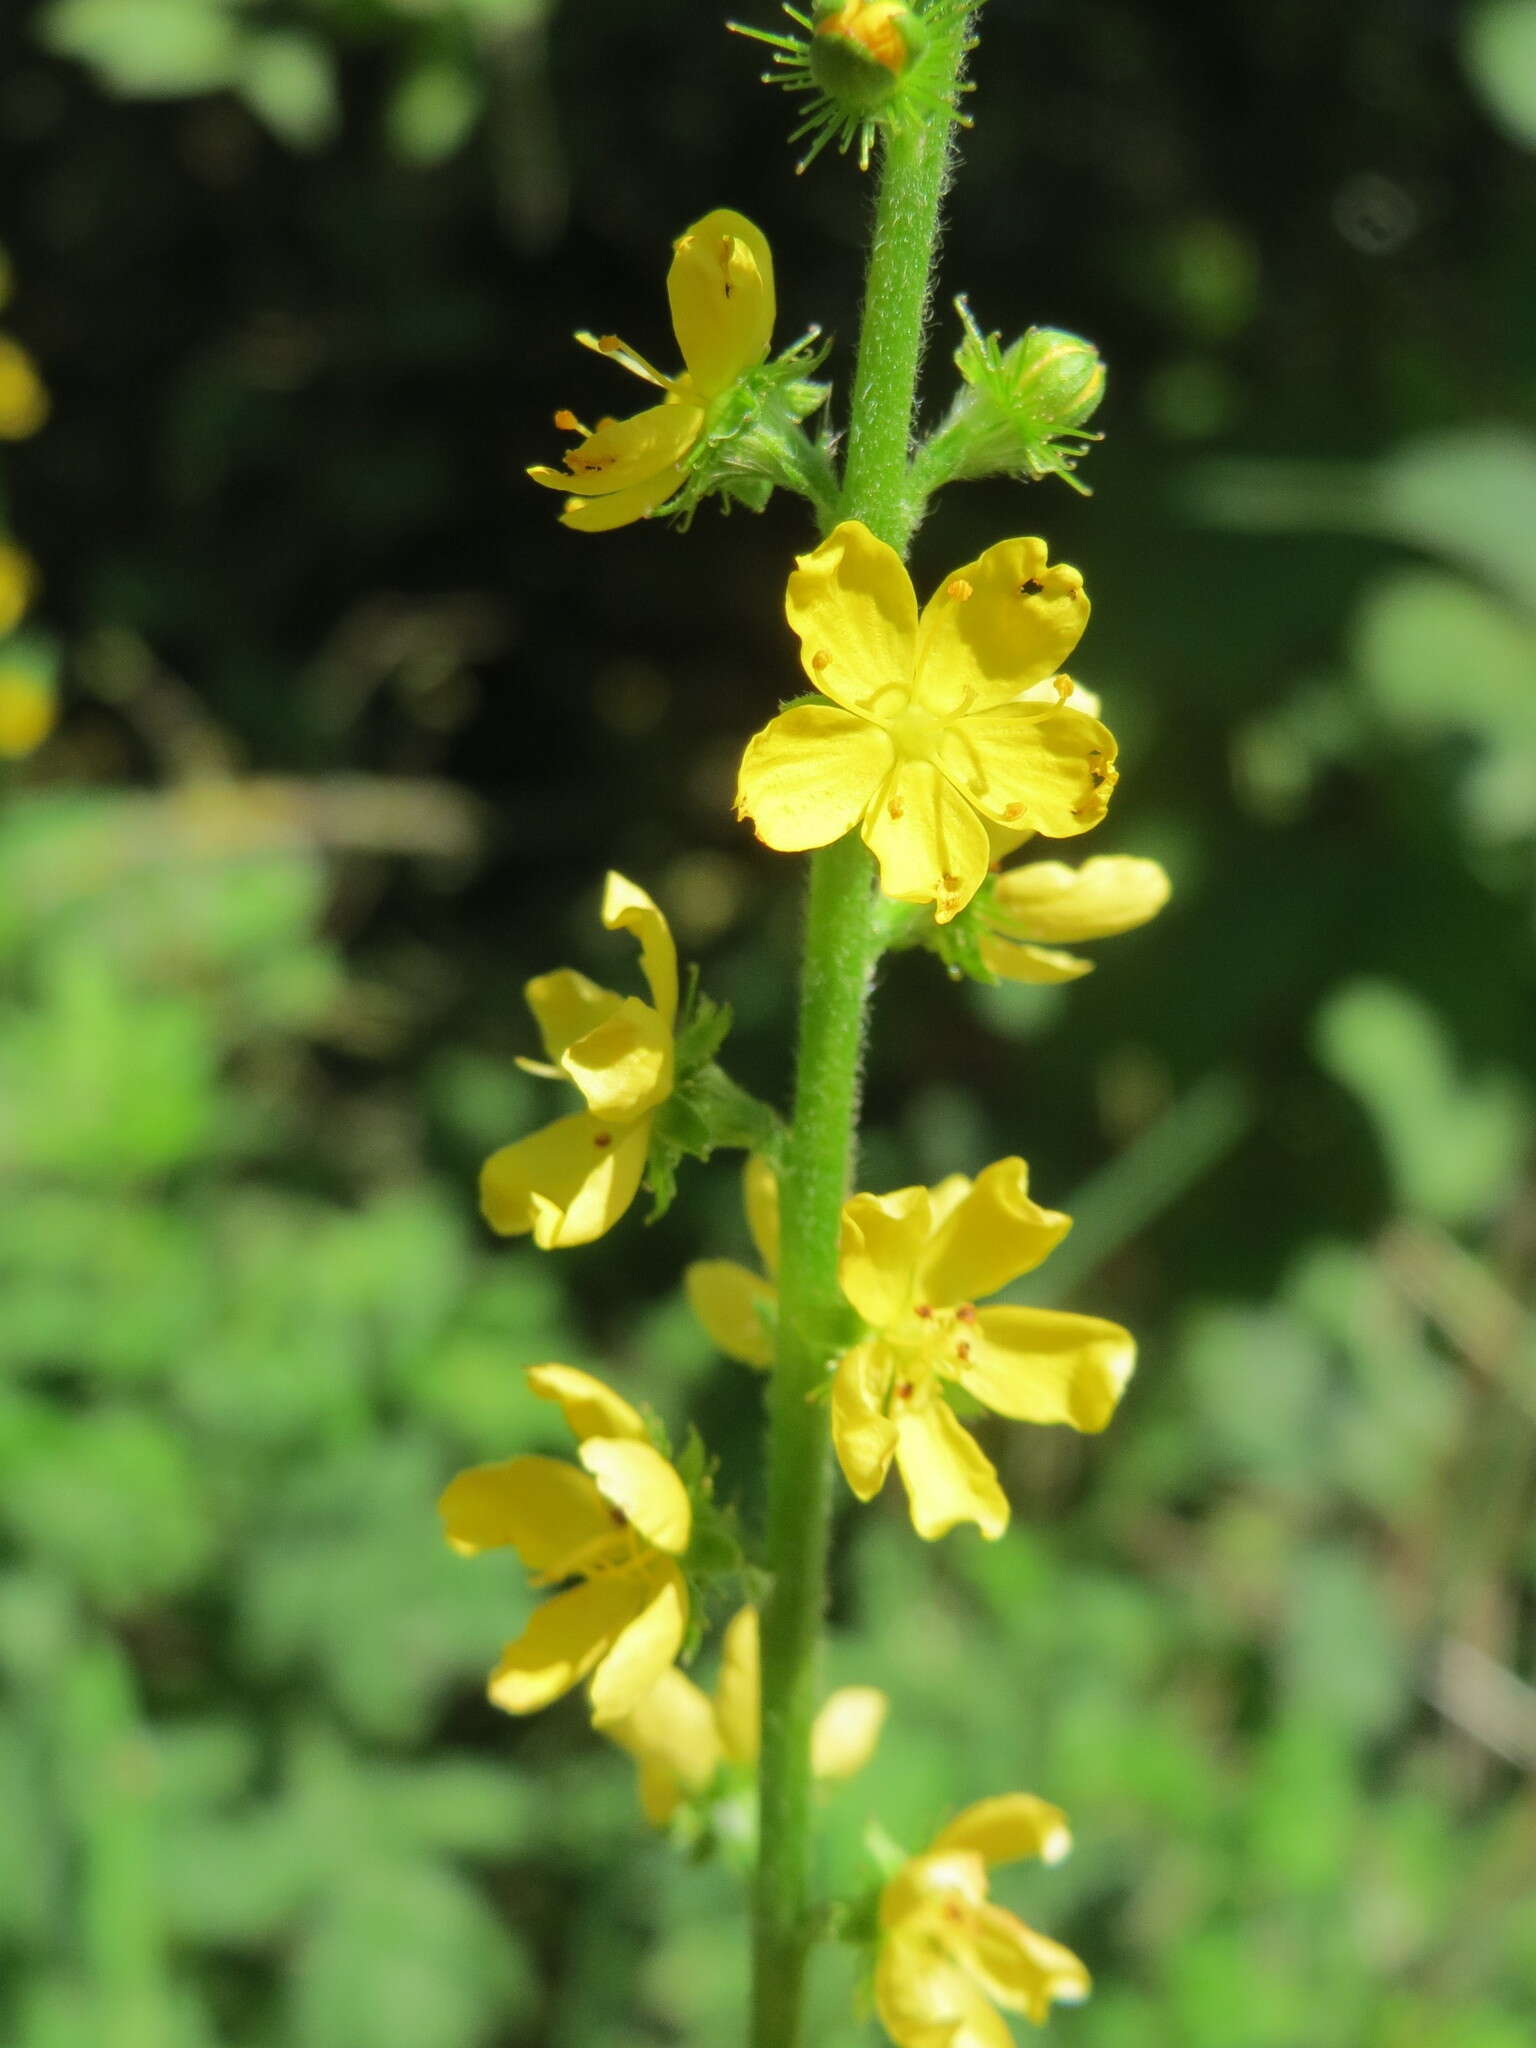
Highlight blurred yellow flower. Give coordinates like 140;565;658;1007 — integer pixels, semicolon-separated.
684;1154;780;1368
980;853;1170;984
735;522;1117;923
876;1794;1089;2043
605;1604;887;1824
438;1365;691;1727
832;1158;1135;1539
0;666;56;760
530;209;776;531
480;871;677;1249
0;336;48;440
0;541;38;637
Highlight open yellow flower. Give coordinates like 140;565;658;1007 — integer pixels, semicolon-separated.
684;1154;780;1368
832;1158;1135;1539
604;1604;887;1825
438;1365;691;1727
481;871;677;1249
980;853;1170;984
735;521;1117;924
876;1794;1089;2044
530;209;776;532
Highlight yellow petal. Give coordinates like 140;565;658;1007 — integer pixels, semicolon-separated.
487;1572;649;1715
785;521;919;716
437;1453;610;1566
830;1340;899;1500
914;537;1090;716
875;1926;1014;2048
916;1156;1072;1307
668;208;775;395
989;853;1170;942
744;1153;780;1276
479;1110;649;1249
530;400;702;496
978;937;1094;984
956;1904;1091;2024
589;1563;689;1725
838;1186;931;1327
602;870;679;1029
880;1848;989;1929
713;1605;761;1765
526;1362;646;1442
561;995;673;1120
931;1793;1073;1869
861;760;991;924
605;1665;722;1821
736;703;893;853
961;1308;1136;1431
936;705;1118;838
810;1686;887;1780
557;461;687;531
524;968;624;1065
894;1400;1009;1541
684;1258;776;1368
579;1437;691;1555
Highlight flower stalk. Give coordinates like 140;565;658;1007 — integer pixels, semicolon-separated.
751;22;975;2046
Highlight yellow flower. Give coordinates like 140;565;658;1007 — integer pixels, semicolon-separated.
876;1794;1089;2043
0;336;48;440
605;1604;887;1825
529;209;776;532
0;666;56;760
831;1158;1135;1539
0;541;38;638
980;853;1170;984
684;1154;780;1368
735;522;1118;923
480;871;677;1249
438;1364;691;1727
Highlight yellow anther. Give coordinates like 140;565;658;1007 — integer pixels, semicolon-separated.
946;577;974;602
812;650;832;671
1053;675;1073;702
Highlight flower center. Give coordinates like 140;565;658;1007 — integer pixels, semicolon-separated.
888;701;945;762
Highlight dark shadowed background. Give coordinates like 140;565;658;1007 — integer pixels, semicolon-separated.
2;1;1535;2042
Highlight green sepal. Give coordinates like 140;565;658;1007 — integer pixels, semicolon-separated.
662;332;837;528
886;880;1000;985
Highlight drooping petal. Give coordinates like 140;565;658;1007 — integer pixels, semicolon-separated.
785;521;920;715
935;704;1117;839
437;1454;611;1569
487;1572;649;1716
960;1308;1136;1432
605;1666;721;1823
874;1928;1014;2048
561;996;674;1121
558;462;688;532
526;1362;646;1443
914;537;1090;715
602;870;679;1029
810;1686;888;1780
989;854;1171;942
524;968;624;1065
713;1605;761;1766
931;1794;1073;1869
480;1110;650;1249
838;1185;932;1326
952;1904;1091;2025
894;1399;1009;1541
530;400;702;496
736;703;893;852
916;1156;1072;1307
685;1258;776;1368
668;208;775;396
579;1437;692;1555
978;936;1094;984
589;1563;689;1726
744;1153;780;1276
861;759;992;924
830;1340;899;1501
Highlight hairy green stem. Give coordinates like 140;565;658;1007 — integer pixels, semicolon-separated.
750;32;974;2048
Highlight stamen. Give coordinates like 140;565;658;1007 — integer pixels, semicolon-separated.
888;795;905;820
895;1380;914;1400
1053;675;1073;702
593;1131;613;1149
1003;802;1025;821
941;871;960;892
553;408;592;436
954;1340;971;1362
610;1506;628;1526
574;329;672;390
914;1304;933;1319
811;650;831;671
946;577;974;602
955;1305;977;1324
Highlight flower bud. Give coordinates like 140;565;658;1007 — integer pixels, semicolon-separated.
808;2;926;114
916;299;1108;497
961;323;1106;434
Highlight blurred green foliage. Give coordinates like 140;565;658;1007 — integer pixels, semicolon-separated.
2;0;1535;2043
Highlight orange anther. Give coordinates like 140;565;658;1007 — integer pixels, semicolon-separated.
946;577;974;602
811;650;831;670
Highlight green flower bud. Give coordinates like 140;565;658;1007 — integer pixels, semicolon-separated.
807;3;928;116
915;298;1108;497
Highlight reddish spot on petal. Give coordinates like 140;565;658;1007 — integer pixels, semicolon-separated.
610;1507;629;1526
593;1132;613;1150
955;1341;971;1362
914;1304;933;1319
895;1380;914;1400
